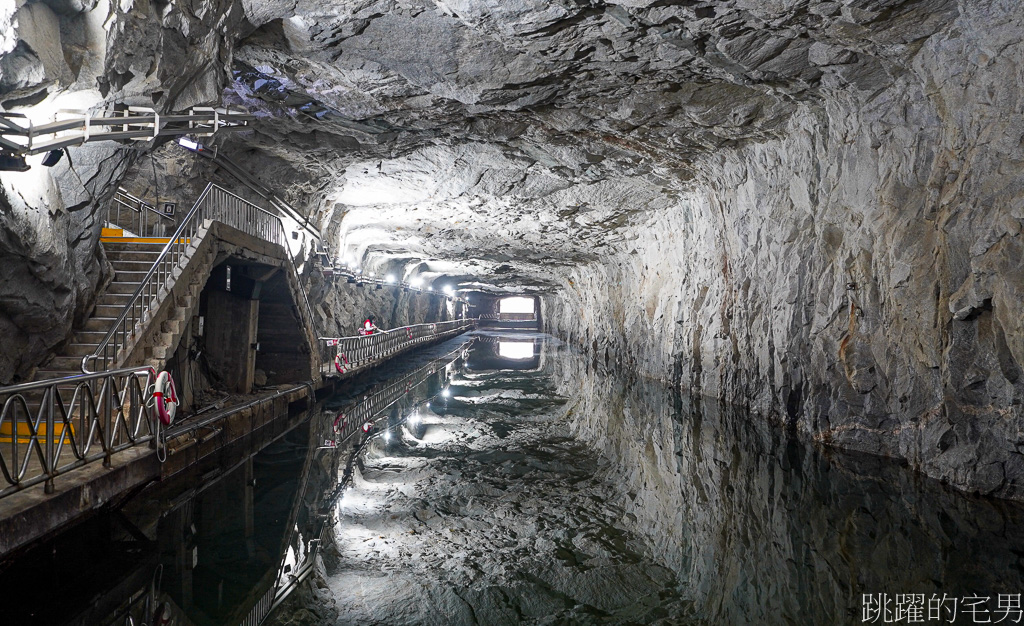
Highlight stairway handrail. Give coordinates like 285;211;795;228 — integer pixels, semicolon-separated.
112;188;175;222
83;183;316;374
83;184;214;373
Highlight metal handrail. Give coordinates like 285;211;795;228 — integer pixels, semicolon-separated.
329;339;467;443
83;183;296;373
0;106;253;156
0;366;160;496
320;319;475;377
108;187;175;237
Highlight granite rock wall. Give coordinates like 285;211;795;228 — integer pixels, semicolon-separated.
546;3;1024;498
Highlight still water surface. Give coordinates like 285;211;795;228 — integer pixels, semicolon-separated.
2;332;1022;625
278;333;1024;625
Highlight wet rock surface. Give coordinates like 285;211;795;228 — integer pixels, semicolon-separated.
221;0;1024;497
271;333;1024;625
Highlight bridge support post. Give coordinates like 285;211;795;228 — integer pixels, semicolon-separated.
206;290;259;394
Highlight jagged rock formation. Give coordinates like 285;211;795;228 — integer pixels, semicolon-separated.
2;0;1023;496
0;0;246;382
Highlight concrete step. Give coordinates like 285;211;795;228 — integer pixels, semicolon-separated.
73;330;109;345
161;319;185;335
34;367;83;380
64;343;100;357
97;291;133;303
149;343;173;360
107;282;142;295
102;241;169;252
93;304;125;318
114;270;150;283
47;355;90;371
109;259;156;273
105;249;163;263
81;317;117;332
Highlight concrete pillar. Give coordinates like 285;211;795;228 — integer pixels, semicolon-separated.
205;290;258;393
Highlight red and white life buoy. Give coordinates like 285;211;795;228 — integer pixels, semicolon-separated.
334;352;351;374
152;371;178;426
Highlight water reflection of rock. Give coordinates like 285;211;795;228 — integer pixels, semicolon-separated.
270;334;1024;625
556;345;1024;624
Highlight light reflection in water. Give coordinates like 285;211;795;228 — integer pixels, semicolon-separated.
498;340;535;359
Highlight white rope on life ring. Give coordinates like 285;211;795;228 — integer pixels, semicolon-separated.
334;352;351;374
150;371;179;426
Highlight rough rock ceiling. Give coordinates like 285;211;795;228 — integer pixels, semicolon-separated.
212;0;951;292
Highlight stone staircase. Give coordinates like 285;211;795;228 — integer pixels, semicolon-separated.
33;239;167;381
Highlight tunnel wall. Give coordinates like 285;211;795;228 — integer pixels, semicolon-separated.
546;5;1024;499
306;270;452;339
0;0;247;385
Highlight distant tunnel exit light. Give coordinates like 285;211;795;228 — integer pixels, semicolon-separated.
499;297;534;314
498;341;534;360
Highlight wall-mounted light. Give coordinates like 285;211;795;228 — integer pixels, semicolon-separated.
177;137;203;151
385;274;396;284
41;149;64;167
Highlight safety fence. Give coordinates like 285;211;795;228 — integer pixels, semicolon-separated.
320;319;474;378
0;366;161;497
83;183;317;373
107;187;176;237
0;105;252;158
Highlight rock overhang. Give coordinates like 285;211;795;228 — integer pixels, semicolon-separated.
211;0;954;295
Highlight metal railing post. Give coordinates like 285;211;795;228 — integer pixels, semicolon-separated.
103;377;113;468
44;387;54;493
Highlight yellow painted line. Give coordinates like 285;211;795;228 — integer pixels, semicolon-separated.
101;227;123;238
0;421;76;444
100;237;188;244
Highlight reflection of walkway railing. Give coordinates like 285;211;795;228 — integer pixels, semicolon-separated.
319;319;475;378
84;183;317;373
0;366;160;497
247;341;471;626
330;339;469;444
